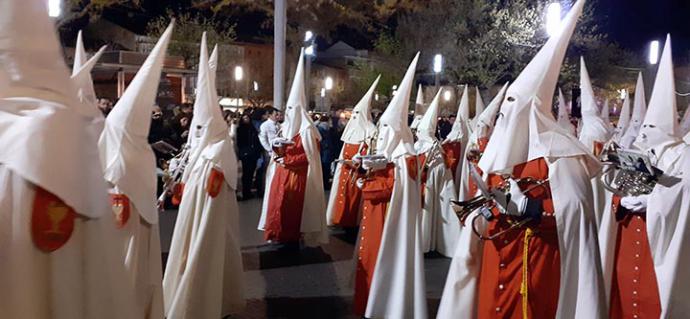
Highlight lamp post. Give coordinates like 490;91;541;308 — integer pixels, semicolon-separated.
546;2;562;37
433;54;443;90
234;65;244;107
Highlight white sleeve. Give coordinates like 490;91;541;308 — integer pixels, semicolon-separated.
258;123;271;152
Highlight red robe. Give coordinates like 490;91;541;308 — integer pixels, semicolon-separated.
442;141;463;181
609;195;661;318
353;156;418;316
477;158;561;318
331;143;368;227
264;135;309;243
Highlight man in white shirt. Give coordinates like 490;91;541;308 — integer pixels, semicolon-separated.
259;108;283;154
257;107;283;195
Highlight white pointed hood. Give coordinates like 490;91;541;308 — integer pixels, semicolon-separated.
479;0;597;175
376;52;419;159
556;88;573;133
209;44;219;85
415;89;442;148
471;82;509;142
619;73;647;148
634;35;681;152
410;84;425;130
98;22;173;224
679;107;690;137
341;75;379;144
470;86;486;127
578;57;612;151
444;85;470;142
0;0;110;218
181;33;234;184
282;48;318;140
601;99;612;127
614;91;632;140
71;31;107;115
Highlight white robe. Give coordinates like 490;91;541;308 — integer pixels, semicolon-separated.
599;143;690;317
365;143;428;319
416;141;460;257
113;199;164;319
0;165;137;319
437;156;607;318
163;140;245;319
258;127;328;244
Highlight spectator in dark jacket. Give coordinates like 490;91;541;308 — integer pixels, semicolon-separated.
236;113;262;199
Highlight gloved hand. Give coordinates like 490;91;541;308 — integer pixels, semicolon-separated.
492;179;528;216
621;194;649;213
272;138;292;148
356;178;365;189
361;157;388;172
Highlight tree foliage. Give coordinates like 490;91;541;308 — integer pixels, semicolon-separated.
146;10;237;67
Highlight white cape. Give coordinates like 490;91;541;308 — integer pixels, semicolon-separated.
258;126;328;244
0;165;137;319
416;141;459;257
437;156;607;318
163;138;245;318
365;143;428;318
599;143;690;317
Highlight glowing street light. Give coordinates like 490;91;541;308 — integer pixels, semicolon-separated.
325;76;334;90
48;0;61;17
253;81;259;92
305;44;315;56
375;93;379;101
546;2;562;37
433;54;443;74
234;66;244;81
320;88;326;97
443;89;452;101
649;40;660;65
305;30;314;42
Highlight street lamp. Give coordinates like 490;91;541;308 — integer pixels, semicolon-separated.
443;89;452;102
325;76;334;91
433;54;443;89
234;66;244;107
546;2;562;37
48;0;61;17
304;30;314;42
253;81;259;92
305;44;315;56
234;66;244;81
649;40;660;65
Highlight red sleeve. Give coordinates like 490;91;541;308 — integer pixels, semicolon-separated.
361;165;395;200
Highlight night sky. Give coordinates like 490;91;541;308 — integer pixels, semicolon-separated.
597;0;690;59
98;0;690;60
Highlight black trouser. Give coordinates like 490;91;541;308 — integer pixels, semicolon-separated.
241;157;258;198
253;152;269;196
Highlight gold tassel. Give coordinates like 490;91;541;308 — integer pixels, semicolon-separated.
521;227;534;319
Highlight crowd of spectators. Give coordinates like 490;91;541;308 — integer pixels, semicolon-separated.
96;98;461;200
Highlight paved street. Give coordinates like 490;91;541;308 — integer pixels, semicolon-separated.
159;193;452;319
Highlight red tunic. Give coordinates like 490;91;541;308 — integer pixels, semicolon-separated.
442;141;463;181
331;143;368;227
264;134;310;243
353;156;419;316
477;158;561;319
609;195;661;319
